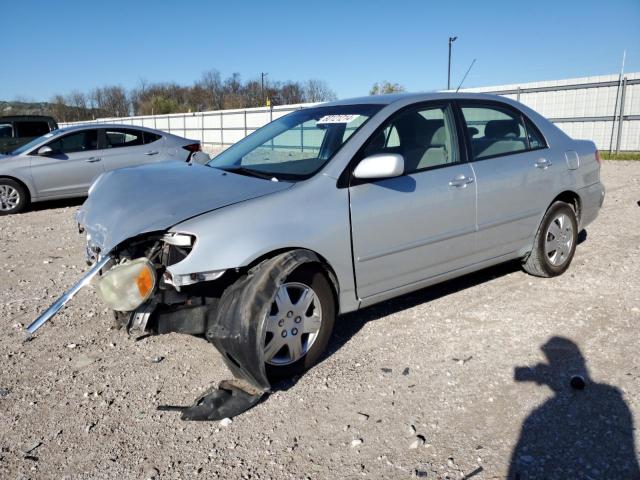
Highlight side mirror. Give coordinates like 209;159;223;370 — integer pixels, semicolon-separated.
37;146;54;156
353;153;404;180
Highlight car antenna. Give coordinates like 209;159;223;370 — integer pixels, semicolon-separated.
456;58;477;93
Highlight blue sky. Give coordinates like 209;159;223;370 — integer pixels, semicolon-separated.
2;0;639;101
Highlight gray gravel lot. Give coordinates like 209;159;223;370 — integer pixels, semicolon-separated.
1;161;639;479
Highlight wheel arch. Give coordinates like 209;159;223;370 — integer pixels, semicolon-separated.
550;190;581;220
245;247;340;309
0;175;33;203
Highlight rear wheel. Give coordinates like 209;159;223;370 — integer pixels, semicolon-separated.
523;201;578;277
0;179;28;215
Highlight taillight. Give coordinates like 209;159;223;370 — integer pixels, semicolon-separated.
182;143;201;153
595;150;602;165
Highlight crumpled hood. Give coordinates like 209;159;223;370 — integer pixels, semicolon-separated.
77;161;292;253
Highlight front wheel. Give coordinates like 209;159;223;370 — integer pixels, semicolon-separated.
263;266;335;381
0;179;29;215
523;201;578;277
207;250;336;388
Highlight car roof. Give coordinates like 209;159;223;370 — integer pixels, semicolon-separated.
0;115;56;122
56;123;164;134
321;91;506;107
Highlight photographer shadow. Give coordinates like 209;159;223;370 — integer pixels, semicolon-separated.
510;337;640;479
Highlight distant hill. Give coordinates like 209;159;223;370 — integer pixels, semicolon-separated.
0;100;53;116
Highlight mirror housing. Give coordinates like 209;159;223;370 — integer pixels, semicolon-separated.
353;153;404;180
37;145;54;156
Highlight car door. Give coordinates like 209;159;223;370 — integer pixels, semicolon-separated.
30;129;105;197
349;103;477;299
99;128;164;171
457;102;554;260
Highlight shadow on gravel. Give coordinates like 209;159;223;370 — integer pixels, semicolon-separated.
509;337;640;479
274;259;522;391
28;196;85;212
328;260;521;358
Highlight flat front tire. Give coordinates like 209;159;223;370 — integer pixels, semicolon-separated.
523;201;578;278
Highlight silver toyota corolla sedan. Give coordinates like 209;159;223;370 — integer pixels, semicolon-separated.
0;124;208;214
29;92;605;419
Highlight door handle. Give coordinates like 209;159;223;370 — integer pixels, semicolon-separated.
535;158;552;169
86;157;102;163
449;175;475;188
145;150;159;155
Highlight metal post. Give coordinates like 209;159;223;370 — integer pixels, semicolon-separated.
609;50;626;153
244;110;247;138
183;114;187;138
447;36;457;90
270;106;274;150
517;87;521;102
615;77;627;154
220;111;224;148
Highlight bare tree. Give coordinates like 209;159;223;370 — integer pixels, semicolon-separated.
304;79;337;102
198;70;224;110
49;95;70;122
91;86;130;117
369;81;405;95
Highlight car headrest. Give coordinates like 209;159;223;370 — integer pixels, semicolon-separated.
431;126;447;146
485;120;520;138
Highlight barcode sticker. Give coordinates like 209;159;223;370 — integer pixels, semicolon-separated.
316;114;360;125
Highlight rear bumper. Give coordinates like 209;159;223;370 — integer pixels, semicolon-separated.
578;181;605;229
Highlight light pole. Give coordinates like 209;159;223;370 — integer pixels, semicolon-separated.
448;36;457;90
261;72;268;106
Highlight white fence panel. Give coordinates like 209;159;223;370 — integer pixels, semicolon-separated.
61;74;639;151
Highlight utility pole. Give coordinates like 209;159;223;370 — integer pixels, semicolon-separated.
448;36;457;90
261;72;269;106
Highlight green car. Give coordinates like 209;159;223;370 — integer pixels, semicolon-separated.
0;115;58;154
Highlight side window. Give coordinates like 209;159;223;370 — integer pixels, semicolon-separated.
525;119;545;150
362;105;458;174
105;128;144;148
461;105;529;160
0;123;13;139
47;130;98;154
16;121;50;138
143;131;162;144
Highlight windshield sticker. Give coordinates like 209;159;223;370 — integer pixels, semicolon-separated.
316;114;360;125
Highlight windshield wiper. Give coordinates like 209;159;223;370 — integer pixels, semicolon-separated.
220;166;279;181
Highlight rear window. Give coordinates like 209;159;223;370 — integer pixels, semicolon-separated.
0;123;12;139
16;121;50;138
143;131;162;144
105;128;144;148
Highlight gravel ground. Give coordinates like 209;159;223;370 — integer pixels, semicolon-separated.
0;161;639;479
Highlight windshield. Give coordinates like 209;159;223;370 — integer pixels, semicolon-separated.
208;104;383;180
10;129;62;155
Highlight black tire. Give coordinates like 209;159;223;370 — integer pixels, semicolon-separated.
0;178;29;215
207;250;336;388
523;201;578;278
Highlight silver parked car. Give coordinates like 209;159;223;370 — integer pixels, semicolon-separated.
30;93;605;419
0;124;208;214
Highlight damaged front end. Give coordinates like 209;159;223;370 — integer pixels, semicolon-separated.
29;229;270;420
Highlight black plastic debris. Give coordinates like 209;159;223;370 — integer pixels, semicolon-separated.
158;380;264;421
570;375;586;390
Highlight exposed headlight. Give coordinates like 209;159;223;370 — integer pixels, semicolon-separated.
96;258;156;311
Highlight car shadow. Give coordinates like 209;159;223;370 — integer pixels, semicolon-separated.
274;259;522;391
509;337;640;479
28;196;86;212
